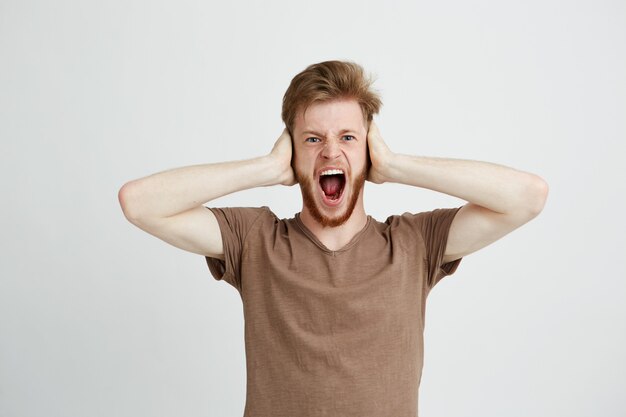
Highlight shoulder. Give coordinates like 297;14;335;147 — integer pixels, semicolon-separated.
380;210;426;230
208;205;276;221
371;212;422;242
377;207;462;241
206;206;280;234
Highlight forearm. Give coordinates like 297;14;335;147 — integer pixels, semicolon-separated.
119;155;280;219
384;154;548;215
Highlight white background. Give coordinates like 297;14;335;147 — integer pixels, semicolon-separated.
1;0;625;416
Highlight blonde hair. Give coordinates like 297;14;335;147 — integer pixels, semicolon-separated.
281;60;382;135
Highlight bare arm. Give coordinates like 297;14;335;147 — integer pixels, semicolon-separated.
367;121;549;263
118;129;295;258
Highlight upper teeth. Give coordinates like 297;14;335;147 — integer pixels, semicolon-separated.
320;169;344;176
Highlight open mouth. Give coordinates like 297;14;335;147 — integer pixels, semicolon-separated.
319;170;346;202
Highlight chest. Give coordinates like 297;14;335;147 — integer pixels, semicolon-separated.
240;231;428;333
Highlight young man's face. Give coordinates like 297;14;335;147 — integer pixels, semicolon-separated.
292;98;369;227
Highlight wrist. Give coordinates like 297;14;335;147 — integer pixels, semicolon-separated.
372;151;398;184
256;154;278;186
261;153;294;187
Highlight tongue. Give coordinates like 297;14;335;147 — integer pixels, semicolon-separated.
320;175;342;196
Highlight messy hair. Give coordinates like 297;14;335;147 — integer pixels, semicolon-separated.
281;60;382;135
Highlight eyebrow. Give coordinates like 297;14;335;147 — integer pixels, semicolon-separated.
301;129;358;136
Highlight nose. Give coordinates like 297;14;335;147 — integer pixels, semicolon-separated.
321;139;341;160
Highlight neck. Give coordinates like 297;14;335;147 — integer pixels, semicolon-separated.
299;198;368;251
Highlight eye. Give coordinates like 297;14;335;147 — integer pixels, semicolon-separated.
305;137;321;143
342;135;355;141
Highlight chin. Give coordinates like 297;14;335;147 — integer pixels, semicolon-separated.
314;202;353;228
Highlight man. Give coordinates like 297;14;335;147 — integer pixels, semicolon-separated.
119;60;548;417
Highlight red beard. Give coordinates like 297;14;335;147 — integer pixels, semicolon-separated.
295;166;367;228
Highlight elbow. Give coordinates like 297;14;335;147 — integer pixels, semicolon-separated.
118;181;141;223
523;174;549;219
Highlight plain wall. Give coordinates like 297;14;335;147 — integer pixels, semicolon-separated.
1;0;624;416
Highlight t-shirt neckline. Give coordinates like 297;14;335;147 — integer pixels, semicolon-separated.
293;213;373;254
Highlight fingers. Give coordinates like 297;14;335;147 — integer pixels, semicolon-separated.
273;127;296;186
367;120;380;141
272;128;292;152
281;127;291;139
368;119;378;131
367;120;382;147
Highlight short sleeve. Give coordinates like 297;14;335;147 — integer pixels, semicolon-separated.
411;206;463;290
204;206;269;292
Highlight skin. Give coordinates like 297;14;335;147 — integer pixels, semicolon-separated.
119;97;549;263
291;99;370;247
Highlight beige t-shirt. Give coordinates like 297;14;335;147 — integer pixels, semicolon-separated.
205;206;463;417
